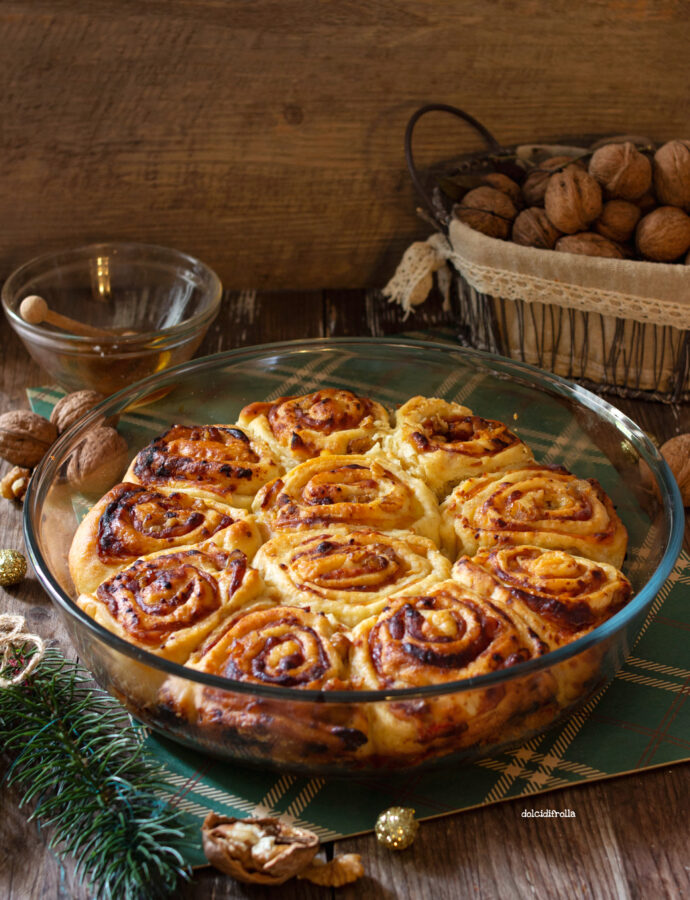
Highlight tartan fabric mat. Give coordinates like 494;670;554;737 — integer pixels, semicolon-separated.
28;337;690;869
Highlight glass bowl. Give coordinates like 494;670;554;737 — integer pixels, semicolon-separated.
24;339;684;774
2;242;222;394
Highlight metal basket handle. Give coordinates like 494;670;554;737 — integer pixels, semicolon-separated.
404;104;501;226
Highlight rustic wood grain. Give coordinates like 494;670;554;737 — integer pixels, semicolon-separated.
1;290;689;899
1;1;689;289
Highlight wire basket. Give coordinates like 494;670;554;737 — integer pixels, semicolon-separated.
404;104;690;403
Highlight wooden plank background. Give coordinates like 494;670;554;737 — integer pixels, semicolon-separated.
1;0;689;290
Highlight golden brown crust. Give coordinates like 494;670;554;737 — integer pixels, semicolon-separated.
253;526;451;627
350;580;555;758
77;540;271;662
69;482;261;595
161;606;371;762
385;396;534;497
440;464;627;567
238;388;391;466
125;424;282;507
253;454;440;543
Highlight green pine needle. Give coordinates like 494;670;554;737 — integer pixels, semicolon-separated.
0;644;193;900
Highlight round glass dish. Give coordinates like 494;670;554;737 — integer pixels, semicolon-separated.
2;242;222;393
24;339;684;774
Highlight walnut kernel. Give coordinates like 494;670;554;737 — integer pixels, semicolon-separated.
299;854;364;887
0;466;31;502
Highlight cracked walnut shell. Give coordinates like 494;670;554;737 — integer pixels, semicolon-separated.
544;166;602;234
0;410;57;467
202;813;319;885
588;142;652;201
636;206;690;262
653;140;690;211
454;186;517;239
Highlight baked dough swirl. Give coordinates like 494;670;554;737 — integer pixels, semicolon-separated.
161;606;370;763
253;454;440;543
351;580;554;759
385;396;534;497
125;424;282;507
77;543;268;662
440;464;627;567
452;546;632;648
69;482;261;594
239;388;391;466
253;527;451;627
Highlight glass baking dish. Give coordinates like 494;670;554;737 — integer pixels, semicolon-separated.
24;339;684;773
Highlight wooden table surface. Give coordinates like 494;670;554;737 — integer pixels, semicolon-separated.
1;287;689;899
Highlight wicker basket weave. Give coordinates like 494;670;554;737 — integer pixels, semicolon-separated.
399;104;690;403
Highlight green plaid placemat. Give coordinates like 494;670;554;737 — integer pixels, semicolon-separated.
29;337;690;869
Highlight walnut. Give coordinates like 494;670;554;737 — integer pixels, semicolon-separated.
544;166;603;234
454;186;517;239
653;140;690;211
639;433;690;506
521;156;584;207
299;854;364;887
202;814;319;885
0;410;58;467
0;466;31;502
481;173;523;208
50;390;109;433
512;207;562;249
555;232;624;258
636;206;690;262
595;200;641;243
635;188;658;215
588;142;652;201
66;426;128;492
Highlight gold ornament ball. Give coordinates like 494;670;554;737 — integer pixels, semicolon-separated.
375;807;419;850
0;549;27;586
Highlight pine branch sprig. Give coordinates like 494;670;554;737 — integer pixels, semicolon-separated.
0;644;192;900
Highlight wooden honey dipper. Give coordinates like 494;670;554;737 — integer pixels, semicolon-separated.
19;295;120;339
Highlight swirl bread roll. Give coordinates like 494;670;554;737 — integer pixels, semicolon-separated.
124;424;282;508
440;464;627;567
77;540;272;664
385;397;534;497
350;581;555;761
238;388;392;467
452;546;632;706
69;482;262;595
253;527;451;627
452;546;632;649
253;454;440;544
161;606;370;764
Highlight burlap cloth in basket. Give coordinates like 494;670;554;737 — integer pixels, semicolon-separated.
384;219;690;390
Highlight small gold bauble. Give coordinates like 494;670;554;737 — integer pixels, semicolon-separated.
375;807;419;850
0;549;27;586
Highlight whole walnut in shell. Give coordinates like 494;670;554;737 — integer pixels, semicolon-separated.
512;207;562;249
639;433;690;506
50;390;109;434
653;140;690;211
635;188;658;215
0;410;58;467
588;142;652;201
481;173;523;208
595;200;641;243
67;425;128;492
521;155;583;207
544;166;602;234
454;186;517;239
555;232;624;258
636;206;690;262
